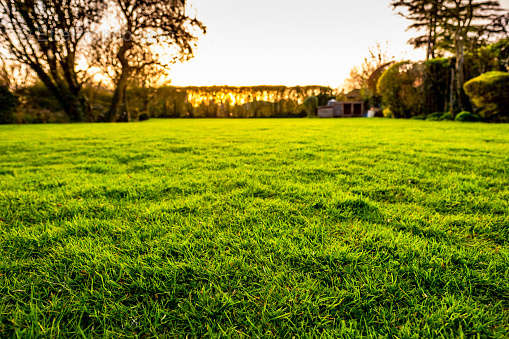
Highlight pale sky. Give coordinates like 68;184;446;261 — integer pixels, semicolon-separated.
170;0;509;88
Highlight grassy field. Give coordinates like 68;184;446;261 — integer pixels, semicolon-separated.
0;118;508;337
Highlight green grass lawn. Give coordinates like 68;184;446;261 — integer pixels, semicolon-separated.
0;118;508;337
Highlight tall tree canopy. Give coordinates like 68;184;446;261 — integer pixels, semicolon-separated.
0;0;105;121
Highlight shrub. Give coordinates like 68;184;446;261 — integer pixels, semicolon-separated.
440;112;453;121
464;71;509;122
0;86;19;124
455;111;482;122
411;114;426;120
426;112;444;121
382;107;393;118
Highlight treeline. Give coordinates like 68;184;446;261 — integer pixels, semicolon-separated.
134;86;334;119
1;85;335;123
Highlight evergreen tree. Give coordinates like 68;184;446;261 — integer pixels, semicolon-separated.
391;0;446;60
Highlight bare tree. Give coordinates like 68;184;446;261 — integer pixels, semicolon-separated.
89;0;205;122
0;0;105;121
343;42;394;92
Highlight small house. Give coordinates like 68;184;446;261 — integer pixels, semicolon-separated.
317;99;365;118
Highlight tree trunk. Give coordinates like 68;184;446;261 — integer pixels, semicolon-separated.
450;66;456;113
455;35;465;113
108;72;130;122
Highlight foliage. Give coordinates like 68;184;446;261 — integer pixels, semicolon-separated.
463;71;509;121
440;112;453;120
382;107;393;118
392;0;507;112
17;84;63;112
0;119;508;336
411;114;427;120
303;96;318;116
12;85;333;122
426;112;446;120
377;62;423;118
455;111;482;121
440;0;506;112
0;85;18;123
423;58;451;113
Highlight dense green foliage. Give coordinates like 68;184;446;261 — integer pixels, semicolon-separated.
375;39;509;119
377;62;423;118
0;86;18;124
464;71;509;122
455;111;482;122
426;112;445;121
422;58;451;114
1;119;508;337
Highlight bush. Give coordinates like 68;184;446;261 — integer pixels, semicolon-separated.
440;112;453;121
426;112;444;121
382;107;393;118
411;114;426;120
0;86;19;124
464;71;509;122
455;111;482;122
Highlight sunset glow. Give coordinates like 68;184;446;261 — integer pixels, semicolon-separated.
167;0;509;88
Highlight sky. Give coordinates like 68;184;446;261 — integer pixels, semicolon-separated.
169;0;509;88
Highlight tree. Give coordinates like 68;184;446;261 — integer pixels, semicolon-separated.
440;0;505;112
303;96;318;116
343;42;394;92
90;0;205;122
377;61;424;118
391;0;446;61
0;0;105;121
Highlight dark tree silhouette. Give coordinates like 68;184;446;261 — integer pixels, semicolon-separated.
90;0;205;122
391;0;446;61
0;0;105;121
